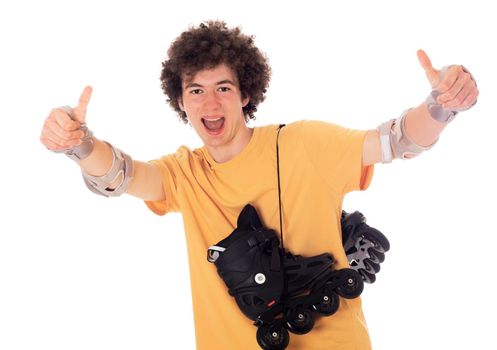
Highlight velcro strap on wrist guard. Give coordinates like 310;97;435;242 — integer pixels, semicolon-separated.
377;109;438;163
53;105;95;161
425;65;477;123
64;123;95;161
82;142;134;197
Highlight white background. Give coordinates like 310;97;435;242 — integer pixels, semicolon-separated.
1;0;496;349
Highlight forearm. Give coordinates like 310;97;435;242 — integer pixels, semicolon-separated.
41;87;158;198
404;102;448;147
371;101;450;165
365;56;477;166
75;137;165;200
77;137;114;176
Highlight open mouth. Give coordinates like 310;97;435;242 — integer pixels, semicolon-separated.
202;117;225;135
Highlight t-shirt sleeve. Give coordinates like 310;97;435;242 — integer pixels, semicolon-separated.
299;120;374;195
143;154;181;216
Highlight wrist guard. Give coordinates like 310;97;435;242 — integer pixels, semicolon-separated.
54;105;95;161
425;65;477;123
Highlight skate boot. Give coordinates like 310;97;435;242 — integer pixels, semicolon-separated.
341;210;390;284
207;204;364;350
207;214;285;321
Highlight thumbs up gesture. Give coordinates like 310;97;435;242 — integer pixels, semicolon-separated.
40;86;93;151
70;85;93;124
417;50;478;111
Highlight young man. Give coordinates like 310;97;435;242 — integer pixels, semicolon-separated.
40;21;478;350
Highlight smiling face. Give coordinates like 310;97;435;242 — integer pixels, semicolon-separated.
179;63;251;163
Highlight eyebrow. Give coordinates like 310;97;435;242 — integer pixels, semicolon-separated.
184;79;237;89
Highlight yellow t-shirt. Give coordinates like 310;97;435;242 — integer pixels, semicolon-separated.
145;120;375;350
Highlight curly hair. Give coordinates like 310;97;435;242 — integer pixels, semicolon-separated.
160;21;271;123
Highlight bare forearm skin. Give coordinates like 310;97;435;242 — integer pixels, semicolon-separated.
404;102;448;147
77;137;114;176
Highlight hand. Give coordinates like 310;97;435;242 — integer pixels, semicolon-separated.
417;50;478;111
40;86;93;151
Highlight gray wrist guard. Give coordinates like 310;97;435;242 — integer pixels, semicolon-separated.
55;105;95;161
82;142;134;197
65;123;95;161
425;65;477;124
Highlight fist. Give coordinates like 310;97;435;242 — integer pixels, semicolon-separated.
417;50;478;111
40;86;93;151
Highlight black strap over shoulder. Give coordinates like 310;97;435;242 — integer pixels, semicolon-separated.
276;124;286;250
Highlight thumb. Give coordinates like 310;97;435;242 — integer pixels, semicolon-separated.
72;86;93;123
417;50;440;89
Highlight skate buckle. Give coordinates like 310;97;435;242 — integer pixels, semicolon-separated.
254;318;264;327
207;245;226;263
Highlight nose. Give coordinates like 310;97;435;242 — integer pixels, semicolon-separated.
203;91;222;111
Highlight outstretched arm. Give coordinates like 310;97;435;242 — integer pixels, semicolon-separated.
40;86;166;202
362;50;479;166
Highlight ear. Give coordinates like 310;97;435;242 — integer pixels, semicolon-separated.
178;96;185;111
237;204;263;230
242;96;250;108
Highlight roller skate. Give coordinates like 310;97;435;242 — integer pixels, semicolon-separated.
341;210;390;284
253;251;364;350
207;204;364;350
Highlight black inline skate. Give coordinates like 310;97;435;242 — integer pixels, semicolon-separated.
207;204;366;350
341;210;390;284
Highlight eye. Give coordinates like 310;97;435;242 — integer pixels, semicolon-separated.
190;89;203;95
218;86;231;92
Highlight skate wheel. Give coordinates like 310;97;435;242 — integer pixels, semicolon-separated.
364;259;381;274
256;324;290;350
336;269;364;299
369;249;385;264
359;269;376;284
285;309;315;335
363;228;390;253
312;289;339;316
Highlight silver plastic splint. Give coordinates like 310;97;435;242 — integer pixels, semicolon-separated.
82;142;134;197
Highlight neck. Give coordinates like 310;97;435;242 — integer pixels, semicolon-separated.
207;126;254;163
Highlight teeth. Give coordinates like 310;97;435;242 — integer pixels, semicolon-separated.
203;117;223;121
